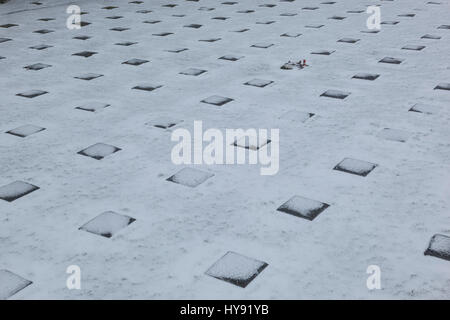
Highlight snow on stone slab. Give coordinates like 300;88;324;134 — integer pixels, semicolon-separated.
278;110;314;123
75;102;110;112
333;158;378;177
29;44;52;50
74;73;103;81
0;181;39;202
379;57;404;65
6;124;45;137
16;89;47;98
424;234;450;261
71;51;97;58
244;79;274;88
402;45;425;51
377;128;410;143
132;84;162;92
0;38;11;43
408;103;434;114
146;116;183;129
437;25;450;29
251;42;273;49
79;211;136;238
280;32;301;37
166;48;188;53
0;270;32;300
23;63;51;71
122;58;149;66
77;143;121;160
205;251;268;288
277;195;330;221
166;168;214;188
320;90;350;99
179;68;207;76
201;95;233;106
352;73;380;81
233;134;271;151
421;34;441;39
434;83;450;91
311;50;335;55
219;55;243;61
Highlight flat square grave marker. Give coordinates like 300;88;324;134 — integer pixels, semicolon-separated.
0;181;39;202
333;158;377;177
6;124;45;137
320;90;350;99
122;58;149;66
251;43;273;49
277;195;329;220
74;73;103;80
352;73;379;81
377;128;410;142
75;102;110;112
244;79;274;88
311;50;335;55
434;83;450;91
132;84;162;92
29;44;52;50
338;38;360;43
24;63;51;71
0;270;32;299
233;134;271;151
205;252;268;288
421;34;441;39
402;45;425;51
0;38;12;43
16;90;47;98
219;55;243;61
379;57;403;64
179;68;207;76
78;143;121;160
425;234;450;261
166;168;214;188
201;95;233;106
72;51;97;58
79;211;135;238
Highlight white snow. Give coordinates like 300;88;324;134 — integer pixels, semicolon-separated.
1;0;450;300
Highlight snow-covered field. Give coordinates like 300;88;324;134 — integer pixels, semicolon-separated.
1;0;450;299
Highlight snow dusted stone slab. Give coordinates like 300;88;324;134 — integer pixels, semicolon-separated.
352;73;380;81
16;90;47;98
302;6;319;10
421;34;441;39
0;38;12;43
281;32;301;37
146;117;183;129
143;20;161;24
379;57;403;64
73;35;91;40
437;25;450;29
132;84;162;92
72;51;97;58
184;23;202;28
6;124;45;137
122;58;149;66
424;234;450;261
179;68;207;76
0;270;32;300
279;110;314;123
75;102;110;112
0;24;18;28
24;63;51;71
153;32;173;37
251;43;273;49
409;103;434;114
329;16;346;20
244;79;274;88
199;38;221;42
338;38;360;43
74;73;103;81
0;181;39;202
434;83;450;91
110;27;130;32
334;158;378;177
77;143;121;160
277;196;329;221
305;24;324;28
205;252;268;288
219;55;243;61
402;45;425;51
166;48;188;53
29;44;52;50
311;50;335;55
201;95;233;106
377;128;410;142
79;211;135;238
320;90;350;99
166;168;214;188
115;41;137;46
233;134;271;151
33;29;54;34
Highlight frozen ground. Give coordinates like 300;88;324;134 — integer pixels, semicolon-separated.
0;0;450;299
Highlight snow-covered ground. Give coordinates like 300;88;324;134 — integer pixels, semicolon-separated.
1;0;450;299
